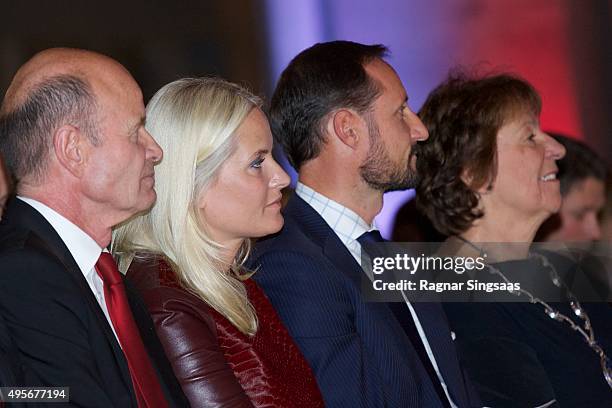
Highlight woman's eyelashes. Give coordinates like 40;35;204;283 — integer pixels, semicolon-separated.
250;156;265;169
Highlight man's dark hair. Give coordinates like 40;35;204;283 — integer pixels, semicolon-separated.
0;75;99;183
549;133;607;196
269;40;388;170
416;72;541;236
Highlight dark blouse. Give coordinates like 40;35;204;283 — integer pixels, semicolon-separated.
127;256;324;408
443;257;612;407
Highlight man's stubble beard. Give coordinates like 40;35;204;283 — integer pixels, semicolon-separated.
359;115;419;192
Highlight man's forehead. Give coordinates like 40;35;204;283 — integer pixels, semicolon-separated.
364;59;407;101
3;48;133;113
85;58;143;115
92;69;141;101
366;57;398;76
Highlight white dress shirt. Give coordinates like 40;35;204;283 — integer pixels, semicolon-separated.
18;196;119;342
296;182;457;407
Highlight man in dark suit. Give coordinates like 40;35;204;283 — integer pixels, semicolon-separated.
252;41;480;407
0;153;25;407
0;48;187;407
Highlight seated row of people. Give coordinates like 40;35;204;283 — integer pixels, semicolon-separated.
0;40;610;407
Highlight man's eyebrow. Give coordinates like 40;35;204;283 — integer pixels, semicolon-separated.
129;117;146;134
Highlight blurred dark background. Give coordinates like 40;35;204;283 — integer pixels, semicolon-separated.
1;0;610;236
0;0;271;100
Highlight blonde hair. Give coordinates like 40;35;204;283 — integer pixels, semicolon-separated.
113;77;262;335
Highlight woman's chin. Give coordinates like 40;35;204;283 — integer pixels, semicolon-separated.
252;217;285;238
543;196;563;215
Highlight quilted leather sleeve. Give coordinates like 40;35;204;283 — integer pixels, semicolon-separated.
140;286;254;408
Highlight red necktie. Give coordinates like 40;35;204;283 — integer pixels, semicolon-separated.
95;253;168;408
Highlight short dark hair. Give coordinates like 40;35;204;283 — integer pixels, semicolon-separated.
416;72;541;236
0;75;99;183
548;133;607;196
269;40;388;170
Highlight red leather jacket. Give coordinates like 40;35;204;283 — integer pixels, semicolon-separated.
127;256;324;408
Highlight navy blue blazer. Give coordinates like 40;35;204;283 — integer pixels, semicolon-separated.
0;198;188;407
252;194;479;408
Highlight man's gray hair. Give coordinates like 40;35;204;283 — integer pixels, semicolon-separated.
0;74;99;183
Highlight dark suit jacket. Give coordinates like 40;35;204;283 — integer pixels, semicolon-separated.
0;312;27;407
444;256;612;408
0;198;189;407
251;194;479;408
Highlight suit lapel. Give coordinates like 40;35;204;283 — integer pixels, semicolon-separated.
411;302;469;404
285;195;411;334
286;196;470;405
285;195;364;284
6;199;135;397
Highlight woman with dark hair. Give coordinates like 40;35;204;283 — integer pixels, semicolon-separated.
416;73;612;407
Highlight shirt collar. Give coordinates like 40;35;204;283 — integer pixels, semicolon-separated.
295;182;377;244
18;196;103;275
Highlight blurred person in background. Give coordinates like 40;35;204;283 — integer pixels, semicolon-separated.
536;133;607;243
535;135;610;301
113;77;324;408
417;72;612;407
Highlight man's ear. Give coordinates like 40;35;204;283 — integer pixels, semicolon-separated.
330;109;364;150
53;124;88;178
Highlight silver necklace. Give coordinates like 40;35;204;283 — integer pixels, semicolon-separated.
456;236;612;390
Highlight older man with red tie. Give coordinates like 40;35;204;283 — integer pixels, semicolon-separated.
0;48;187;407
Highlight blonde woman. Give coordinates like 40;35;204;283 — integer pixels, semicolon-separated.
113;78;323;407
